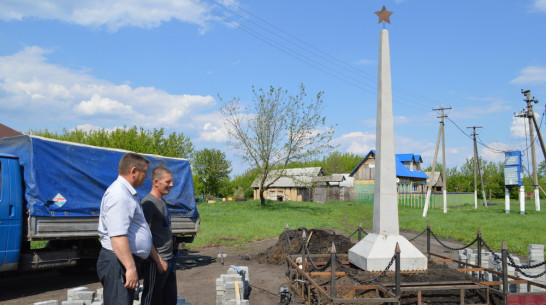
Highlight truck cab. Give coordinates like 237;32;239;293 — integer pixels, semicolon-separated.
0;154;23;272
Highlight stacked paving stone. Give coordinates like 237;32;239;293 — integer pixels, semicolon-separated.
457;244;545;292
33;286;191;305
216;266;250;305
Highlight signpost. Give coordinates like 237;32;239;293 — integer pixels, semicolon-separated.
504;151;524;214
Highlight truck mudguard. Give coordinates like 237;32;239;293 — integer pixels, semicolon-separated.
0;135;197;218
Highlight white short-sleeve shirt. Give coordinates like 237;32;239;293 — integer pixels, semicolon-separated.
98;176;152;259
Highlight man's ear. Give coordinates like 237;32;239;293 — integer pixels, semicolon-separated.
130;167;138;175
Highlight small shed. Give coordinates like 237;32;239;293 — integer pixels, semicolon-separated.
251;167;323;202
424;171;444;192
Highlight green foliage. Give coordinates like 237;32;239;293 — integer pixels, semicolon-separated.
191;199;544;256
30;126;194;159
230;168;259;198
192;148;231;198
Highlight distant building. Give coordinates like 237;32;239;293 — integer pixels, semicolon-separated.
424;171;444;192
250;167;349;203
350;150;429;194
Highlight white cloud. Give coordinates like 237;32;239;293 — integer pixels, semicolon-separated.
193;112;229;143
481;142;510;163
0;0;241;32
333;131;375;155
510;66;546;85
533;0;546;12
0;46;217;134
74;94;135;116
510;115;532;139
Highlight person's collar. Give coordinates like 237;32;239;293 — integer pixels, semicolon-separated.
117;175;138;196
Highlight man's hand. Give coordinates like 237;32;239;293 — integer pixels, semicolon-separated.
111;235;140;289
123;265;140;289
150;247;168;274
156;256;168;274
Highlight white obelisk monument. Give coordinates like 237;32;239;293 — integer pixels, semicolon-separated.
348;6;428;271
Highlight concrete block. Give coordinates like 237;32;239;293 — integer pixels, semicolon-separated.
34;301;58;305
216;278;224;285
95;288;103;301
91;302;102;305
74;291;95;303
67;287;90;301
61;301;85;305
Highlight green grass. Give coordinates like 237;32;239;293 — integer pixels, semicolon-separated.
190;199;545;257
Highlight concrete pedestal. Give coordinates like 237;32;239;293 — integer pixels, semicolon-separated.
349;233;427;271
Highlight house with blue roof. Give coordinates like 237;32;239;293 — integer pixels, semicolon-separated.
349;150;429;194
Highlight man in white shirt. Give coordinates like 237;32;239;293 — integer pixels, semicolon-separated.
97;152;152;305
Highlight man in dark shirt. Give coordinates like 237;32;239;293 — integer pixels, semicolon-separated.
141;166;177;305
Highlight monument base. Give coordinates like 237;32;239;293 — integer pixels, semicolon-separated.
348;233;428;271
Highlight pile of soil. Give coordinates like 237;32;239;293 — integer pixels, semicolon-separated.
256;227;354;265
258;228;504;305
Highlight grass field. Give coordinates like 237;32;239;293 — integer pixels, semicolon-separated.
191;199;545;257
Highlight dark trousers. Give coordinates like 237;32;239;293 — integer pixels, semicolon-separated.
141;257;177;305
97;248;143;305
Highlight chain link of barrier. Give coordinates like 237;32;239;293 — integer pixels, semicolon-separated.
482;239;544;269
408;228;428;242
507;253;546;278
347;227;368;239
336;254;396;285
430;230;478;251
302;241;332;272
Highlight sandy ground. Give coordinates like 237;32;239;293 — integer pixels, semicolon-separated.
0;229;502;305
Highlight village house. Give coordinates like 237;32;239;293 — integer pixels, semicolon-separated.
349;150;429;196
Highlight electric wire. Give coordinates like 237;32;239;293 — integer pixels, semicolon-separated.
192;0;437;111
192;0;545;158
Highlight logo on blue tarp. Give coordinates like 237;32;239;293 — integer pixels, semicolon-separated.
52;193;67;207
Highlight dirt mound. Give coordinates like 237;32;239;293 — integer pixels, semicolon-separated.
256;228;354;264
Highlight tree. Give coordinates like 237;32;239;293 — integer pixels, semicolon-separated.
30;126;194;159
221;84;335;205
230;168;259;198
192;148;231;199
321;151;362;175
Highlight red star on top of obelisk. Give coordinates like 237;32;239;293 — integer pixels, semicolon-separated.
375;5;393;24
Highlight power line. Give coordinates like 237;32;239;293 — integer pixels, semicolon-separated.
192;0;440;111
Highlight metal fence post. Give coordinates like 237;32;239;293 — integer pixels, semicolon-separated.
330;242;337;300
477;228;482;280
501;240;508;294
395;242;401;299
358;222;362;241
426;221;431;256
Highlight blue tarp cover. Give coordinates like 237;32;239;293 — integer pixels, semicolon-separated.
0;135;198;218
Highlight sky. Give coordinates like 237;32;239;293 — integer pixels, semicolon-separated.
1;0;546;175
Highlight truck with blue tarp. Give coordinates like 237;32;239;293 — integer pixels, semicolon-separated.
0;135;199;272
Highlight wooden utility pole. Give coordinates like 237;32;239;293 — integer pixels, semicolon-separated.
467;126;487;207
423;106;450;217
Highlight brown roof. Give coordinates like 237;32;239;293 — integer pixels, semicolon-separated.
0;123;23;138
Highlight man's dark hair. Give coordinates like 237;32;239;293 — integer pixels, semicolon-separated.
151;166;172;181
118;152;150;175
